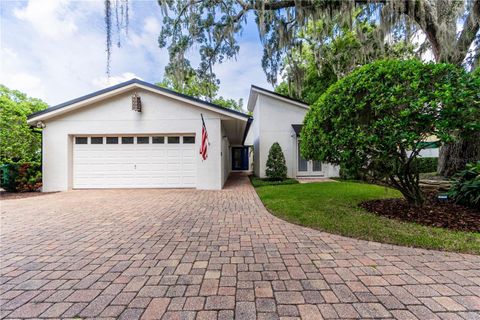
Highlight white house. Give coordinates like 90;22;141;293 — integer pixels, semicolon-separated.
27;79;338;192
27;79;251;191
247;86;339;179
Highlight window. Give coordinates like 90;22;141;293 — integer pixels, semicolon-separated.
75;137;88;144
183;136;195;144
137;137;149;144
91;137;103;144
122;137;134;144
106;137;119;144
152;136;164;144
168;136;180;144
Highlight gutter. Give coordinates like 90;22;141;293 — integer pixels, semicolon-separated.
241;117;253;146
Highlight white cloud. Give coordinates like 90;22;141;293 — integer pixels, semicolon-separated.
92;72;141;88
2;1;168;105
2;0;269;109
14;0;78;39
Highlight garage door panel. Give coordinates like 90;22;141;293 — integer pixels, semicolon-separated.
73;135;196;188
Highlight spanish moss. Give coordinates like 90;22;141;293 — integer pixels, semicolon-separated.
104;0;129;77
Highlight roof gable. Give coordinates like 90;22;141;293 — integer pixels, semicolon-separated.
247;85;309;112
28;79;250;124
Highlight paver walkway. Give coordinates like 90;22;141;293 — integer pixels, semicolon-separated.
1;174;479;319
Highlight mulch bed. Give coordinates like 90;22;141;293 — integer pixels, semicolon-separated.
360;193;480;233
0;191;56;200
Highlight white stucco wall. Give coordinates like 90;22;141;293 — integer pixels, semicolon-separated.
221;124;231;186
41;88;226;191
251;94;339;179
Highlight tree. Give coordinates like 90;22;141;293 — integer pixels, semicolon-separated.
157;1;479;84
156;0;480;176
0;85;47;163
438;68;480;176
265;142;287;180
276;19;414;104
156;66;243;111
301;60;479;206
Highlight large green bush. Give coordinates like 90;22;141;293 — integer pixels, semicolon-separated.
0;85;47;163
448;162;480;208
301;59;479;206
265;142;287;181
1;162;42;192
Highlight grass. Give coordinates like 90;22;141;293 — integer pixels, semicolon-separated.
254;181;480;254
249;176;299;188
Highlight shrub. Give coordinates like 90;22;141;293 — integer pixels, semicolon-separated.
301;59;477;206
265;142;287;180
339;164;364;181
414;157;438;174
250;176;298;188
0;162;42;192
448;162;480;208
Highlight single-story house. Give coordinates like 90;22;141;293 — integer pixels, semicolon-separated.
27;79;338;191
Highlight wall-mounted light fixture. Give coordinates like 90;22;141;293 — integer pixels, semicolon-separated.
36;121;46;129
132;92;142;112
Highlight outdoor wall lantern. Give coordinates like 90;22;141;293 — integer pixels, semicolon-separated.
132;92;142;112
36;121;46;129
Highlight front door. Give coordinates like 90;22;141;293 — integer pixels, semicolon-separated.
232;147;249;171
297;142;323;176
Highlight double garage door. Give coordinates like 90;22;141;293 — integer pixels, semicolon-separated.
73;135;196;188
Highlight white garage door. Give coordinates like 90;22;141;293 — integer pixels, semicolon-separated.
73;135;196;188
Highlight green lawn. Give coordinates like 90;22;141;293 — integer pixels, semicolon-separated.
254;181;480;254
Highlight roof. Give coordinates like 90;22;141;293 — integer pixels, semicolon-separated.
292;124;303;136
251;85;308;105
28;78;250;122
247;85;309;112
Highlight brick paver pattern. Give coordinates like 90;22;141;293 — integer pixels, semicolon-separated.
1;174;479;319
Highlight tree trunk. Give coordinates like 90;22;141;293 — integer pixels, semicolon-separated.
389;175;425;207
438;132;480;177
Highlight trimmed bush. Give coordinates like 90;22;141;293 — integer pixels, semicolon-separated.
0;162;42;192
265;142;287;180
414;157;438;174
448;161;480;208
250;176;298;188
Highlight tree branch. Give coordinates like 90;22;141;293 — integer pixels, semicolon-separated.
456;0;480;65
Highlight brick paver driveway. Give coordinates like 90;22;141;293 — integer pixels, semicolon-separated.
1;174;479;319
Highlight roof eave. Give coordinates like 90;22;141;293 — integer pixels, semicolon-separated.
249;85;309;110
27;79;250;125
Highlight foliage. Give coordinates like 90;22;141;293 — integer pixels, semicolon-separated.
0;162;42;192
414;158;439;174
255;181;480;254
250;176;298;188
156;68;243;111
301;60;479;206
438;67;480;176
448;162;480;208
0;85;47;163
276;19;414;104
156;0;479;88
265;142;287;181
211;97;243;111
339;165;363;181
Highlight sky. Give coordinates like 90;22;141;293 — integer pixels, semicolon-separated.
0;0;272;110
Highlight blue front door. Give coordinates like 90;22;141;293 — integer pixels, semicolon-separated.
232;147;249;170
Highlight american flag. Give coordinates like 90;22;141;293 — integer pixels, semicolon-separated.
200;114;208;160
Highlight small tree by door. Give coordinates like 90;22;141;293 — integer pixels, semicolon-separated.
266;142;287;181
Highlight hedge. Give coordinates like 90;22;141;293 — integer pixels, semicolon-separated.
414;157;438;173
0;162;42;192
